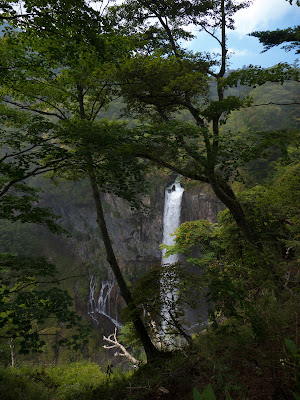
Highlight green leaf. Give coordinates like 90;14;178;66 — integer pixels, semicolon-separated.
202;384;217;400
193;387;203;400
285;339;298;355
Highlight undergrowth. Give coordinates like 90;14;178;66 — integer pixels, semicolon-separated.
1;314;298;400
0;292;298;400
0;361;133;400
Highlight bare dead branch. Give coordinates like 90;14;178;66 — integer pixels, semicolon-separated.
103;328;139;365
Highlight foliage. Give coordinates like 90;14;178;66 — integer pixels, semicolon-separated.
250;26;300;54
250;1;300;54
285;339;300;399
163;163;300;338
0;108;68;233
0;220;38;255
112;0;300;251
193;384;217;400
119;51;212;121
47;362;105;400
223;63;300;89
0;253;90;354
0;44;93;361
0;5;147;205
55;119;149;208
0;0;105;51
0;361;118;400
0;366;53;400
0;323;299;400
0;1;160;362
161;220;221;267
121;262;202;348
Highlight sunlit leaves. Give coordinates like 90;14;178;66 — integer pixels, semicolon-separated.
161;219;220;267
222;64;300;89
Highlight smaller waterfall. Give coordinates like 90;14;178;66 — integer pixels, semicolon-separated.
88;274;121;328
161;178;185;264
160;177;184;341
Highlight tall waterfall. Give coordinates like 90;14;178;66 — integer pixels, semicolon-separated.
160;177;184;340
161;178;185;264
88;274;121;328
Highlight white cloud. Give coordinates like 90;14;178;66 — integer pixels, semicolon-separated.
228;48;250;56
233;0;295;36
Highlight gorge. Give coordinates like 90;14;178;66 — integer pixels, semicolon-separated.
0;175;224;343
44;176;223;335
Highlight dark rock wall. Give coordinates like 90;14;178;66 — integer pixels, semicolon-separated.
40;178;223;328
181;184;224;224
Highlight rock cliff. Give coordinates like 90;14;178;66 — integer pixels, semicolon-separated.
37;177;223;331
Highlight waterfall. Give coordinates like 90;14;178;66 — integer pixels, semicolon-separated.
161;178;185;264
88;274;121;328
160;177;184;340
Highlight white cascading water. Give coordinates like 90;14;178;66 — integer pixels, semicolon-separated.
160;177;184;340
161;178;185;262
88;274;121;328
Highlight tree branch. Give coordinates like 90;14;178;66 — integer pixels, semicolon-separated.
3;98;66;120
134;152;209;183
250;101;300;107
103;328;139;365
0;156;71;198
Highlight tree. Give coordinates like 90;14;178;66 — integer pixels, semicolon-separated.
250;26;300;54
112;0;299;255
0;253;89;355
0;86;95;366
0;108;90;358
162;161;300;337
0;0;104;42
0;107;69;232
0;2;161;361
250;0;300;54
129;262;202;347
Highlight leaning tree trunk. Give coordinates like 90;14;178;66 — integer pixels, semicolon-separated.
87;166;161;362
208;172;263;251
205;0;262;252
76;87;160;362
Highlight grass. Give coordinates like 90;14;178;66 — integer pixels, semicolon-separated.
0;362;111;400
0;339;297;400
0;304;298;400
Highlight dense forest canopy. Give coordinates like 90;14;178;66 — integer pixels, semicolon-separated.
0;1;299;399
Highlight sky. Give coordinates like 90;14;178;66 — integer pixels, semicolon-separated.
187;0;300;69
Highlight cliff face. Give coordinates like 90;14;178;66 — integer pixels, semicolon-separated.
49;181;165;277
47;180;223;275
39;178;223;330
181;185;224;224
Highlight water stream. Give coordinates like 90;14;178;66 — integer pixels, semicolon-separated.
161;178;185;263
87;177;184;334
88;274;121;328
160;177;184;339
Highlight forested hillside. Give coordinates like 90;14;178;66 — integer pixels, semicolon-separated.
0;0;299;399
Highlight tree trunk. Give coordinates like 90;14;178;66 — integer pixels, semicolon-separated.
87;166;161;362
54;324;64;366
208;172;262;249
9;338;14;368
